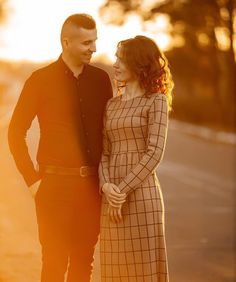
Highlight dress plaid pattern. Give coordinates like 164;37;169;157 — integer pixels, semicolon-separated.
99;93;169;282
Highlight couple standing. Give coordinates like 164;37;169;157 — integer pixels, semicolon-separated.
8;13;173;282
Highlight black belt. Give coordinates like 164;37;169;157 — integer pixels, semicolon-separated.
40;165;97;177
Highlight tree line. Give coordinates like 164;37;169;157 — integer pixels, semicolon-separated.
100;0;236;131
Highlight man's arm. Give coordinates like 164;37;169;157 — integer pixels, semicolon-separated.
8;73;41;187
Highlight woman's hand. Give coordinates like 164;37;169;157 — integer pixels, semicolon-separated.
108;204;123;223
102;183;126;207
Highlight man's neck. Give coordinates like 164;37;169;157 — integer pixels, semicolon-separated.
62;53;84;78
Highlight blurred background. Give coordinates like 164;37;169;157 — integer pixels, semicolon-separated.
0;0;235;282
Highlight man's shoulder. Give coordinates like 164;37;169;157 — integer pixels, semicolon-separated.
30;60;58;78
22;61;57;86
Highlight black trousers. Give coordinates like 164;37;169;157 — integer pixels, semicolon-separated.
35;173;101;282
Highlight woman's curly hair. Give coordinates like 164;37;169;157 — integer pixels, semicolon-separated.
117;35;174;111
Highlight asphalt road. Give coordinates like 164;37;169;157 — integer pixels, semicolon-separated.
0;119;235;282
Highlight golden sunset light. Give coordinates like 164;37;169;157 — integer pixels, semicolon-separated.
0;0;171;63
0;1;235;281
215;26;231;50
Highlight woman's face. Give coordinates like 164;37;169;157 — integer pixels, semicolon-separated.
113;47;134;84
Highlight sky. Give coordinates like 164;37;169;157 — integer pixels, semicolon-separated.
0;0;171;63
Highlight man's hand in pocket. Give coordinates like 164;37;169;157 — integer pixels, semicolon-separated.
29;179;41;198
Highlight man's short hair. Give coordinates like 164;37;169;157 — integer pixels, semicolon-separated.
61;13;96;33
60;13;96;44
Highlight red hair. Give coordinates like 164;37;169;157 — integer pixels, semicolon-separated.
118;36;174;110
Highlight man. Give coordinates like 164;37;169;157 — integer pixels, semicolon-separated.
8;14;113;282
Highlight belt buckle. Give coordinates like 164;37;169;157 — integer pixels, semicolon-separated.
80;166;88;177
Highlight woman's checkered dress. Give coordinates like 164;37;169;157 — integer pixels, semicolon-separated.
99;93;169;282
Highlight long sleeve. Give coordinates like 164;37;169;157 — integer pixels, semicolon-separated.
8;74;41;187
118;94;168;194
98;103;111;191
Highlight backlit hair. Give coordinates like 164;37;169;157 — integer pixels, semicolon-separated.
117;35;174;111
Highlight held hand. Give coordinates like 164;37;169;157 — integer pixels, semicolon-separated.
102;183;126;207
107;204;123;224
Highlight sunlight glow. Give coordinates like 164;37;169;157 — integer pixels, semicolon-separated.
215;27;231;51
198;33;210;46
0;0;171;63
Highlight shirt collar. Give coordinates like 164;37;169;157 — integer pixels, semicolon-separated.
57;54;88;79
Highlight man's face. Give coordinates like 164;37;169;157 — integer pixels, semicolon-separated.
62;27;97;65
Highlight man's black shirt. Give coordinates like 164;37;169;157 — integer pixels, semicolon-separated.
8;56;113;186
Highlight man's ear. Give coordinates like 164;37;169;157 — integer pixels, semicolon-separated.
62;37;69;49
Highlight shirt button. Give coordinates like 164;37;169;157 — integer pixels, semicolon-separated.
87;149;90;153
79;98;83;102
85;132;88;136
82;114;85;118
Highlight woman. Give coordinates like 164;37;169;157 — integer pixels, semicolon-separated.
99;35;173;281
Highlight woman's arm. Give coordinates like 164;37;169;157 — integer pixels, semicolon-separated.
98;102;126;208
118;94;169;194
98;106;111;192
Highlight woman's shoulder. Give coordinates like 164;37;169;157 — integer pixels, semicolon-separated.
150;92;166;100
147;93;168;113
146;93;167;105
107;95;121;104
104;95;120;111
